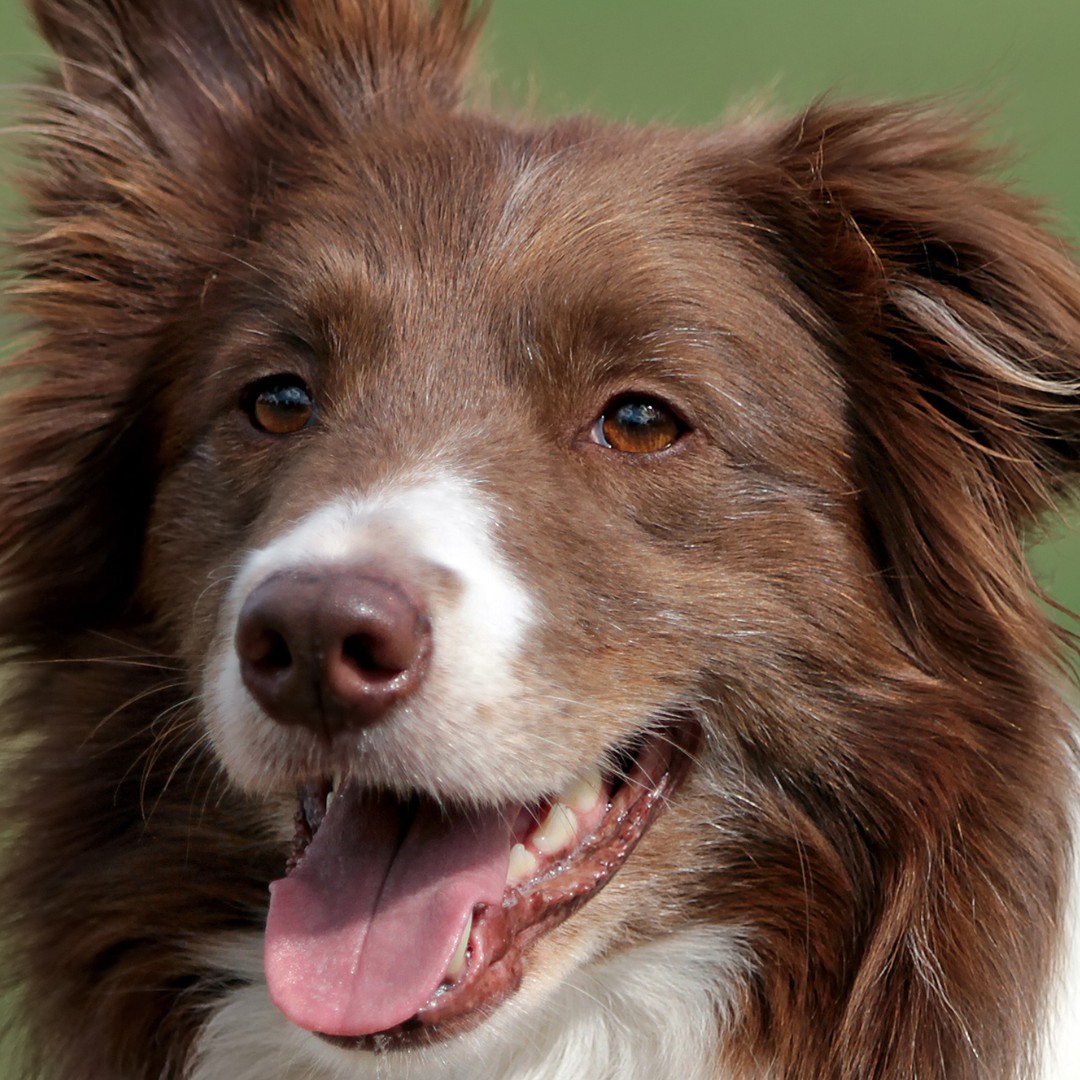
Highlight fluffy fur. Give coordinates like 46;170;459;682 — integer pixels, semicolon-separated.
188;927;749;1080
2;2;1080;1079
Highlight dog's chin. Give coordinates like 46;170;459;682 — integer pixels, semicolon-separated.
257;717;700;1050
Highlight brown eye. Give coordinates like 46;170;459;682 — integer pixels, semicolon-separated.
594;395;686;454
244;375;315;435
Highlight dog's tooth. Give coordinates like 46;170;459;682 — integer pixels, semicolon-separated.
560;766;604;814
531;802;578;856
326;772;344;812
507;842;538;885
445;911;472;982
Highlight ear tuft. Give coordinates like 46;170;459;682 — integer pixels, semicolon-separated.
30;0;488;161
728;102;1080;510
724;102;1080;670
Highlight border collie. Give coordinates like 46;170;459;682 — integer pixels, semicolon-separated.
1;2;1079;1078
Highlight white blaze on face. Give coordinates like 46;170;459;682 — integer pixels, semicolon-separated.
204;472;535;793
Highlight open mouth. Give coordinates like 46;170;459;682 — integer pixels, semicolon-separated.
263;721;697;1049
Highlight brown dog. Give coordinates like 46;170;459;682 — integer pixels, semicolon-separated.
2;2;1079;1078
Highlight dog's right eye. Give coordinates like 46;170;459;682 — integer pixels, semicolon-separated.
243;375;315;435
592;394;687;455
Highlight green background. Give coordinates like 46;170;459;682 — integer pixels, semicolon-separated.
0;0;1077;1068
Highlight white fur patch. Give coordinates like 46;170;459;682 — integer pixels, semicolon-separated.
897;288;1080;396
203;472;535;796
227;476;531;665
188;926;750;1080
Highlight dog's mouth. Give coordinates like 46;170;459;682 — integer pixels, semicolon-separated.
263;720;697;1049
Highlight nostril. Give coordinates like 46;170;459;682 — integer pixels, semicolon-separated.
342;633;400;679
254;629;293;672
340;605;431;680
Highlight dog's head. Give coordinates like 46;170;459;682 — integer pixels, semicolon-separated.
4;1;1080;1076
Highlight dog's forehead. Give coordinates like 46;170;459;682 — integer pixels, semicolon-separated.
193;115;847;491
212;114;831;455
252;118;751;360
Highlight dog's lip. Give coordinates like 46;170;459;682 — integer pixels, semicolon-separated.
295;717;700;1051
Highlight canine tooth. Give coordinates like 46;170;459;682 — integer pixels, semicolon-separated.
325;789;335;811
332;771;344;792
507;842;538;885
446;911;472;981
560;766;604;814
531;802;577;855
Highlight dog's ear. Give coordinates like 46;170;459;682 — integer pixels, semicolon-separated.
0;359;156;644
31;0;485;164
722;103;1080;670
0;1;487;645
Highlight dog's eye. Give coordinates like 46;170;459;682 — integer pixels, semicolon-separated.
593;395;686;455
244;375;315;435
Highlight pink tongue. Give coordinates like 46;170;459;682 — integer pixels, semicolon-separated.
264;782;512;1037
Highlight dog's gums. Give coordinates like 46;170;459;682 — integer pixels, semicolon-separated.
269;723;696;1047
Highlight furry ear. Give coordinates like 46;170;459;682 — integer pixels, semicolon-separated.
723;103;1080;671
0;0;487;645
0;357;155;644
31;0;486;163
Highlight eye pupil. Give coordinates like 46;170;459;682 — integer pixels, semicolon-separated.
599;396;683;454
247;376;315;435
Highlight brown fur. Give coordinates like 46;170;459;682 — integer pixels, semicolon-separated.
2;2;1079;1078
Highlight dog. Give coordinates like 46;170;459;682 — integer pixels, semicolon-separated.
2;1;1079;1077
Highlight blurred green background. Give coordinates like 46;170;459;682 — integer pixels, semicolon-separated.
2;0;1072;622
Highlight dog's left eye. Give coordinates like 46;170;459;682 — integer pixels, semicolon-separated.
243;375;315;435
592;395;687;455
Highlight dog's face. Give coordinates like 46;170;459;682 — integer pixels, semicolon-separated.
5;2;1080;1077
141;116;868;1041
155;121;858;788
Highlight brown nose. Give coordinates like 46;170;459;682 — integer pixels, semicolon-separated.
235;568;431;737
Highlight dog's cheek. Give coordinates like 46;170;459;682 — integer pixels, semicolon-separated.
138;446;264;660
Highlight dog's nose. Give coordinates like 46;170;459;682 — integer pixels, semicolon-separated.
235;568;431;736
